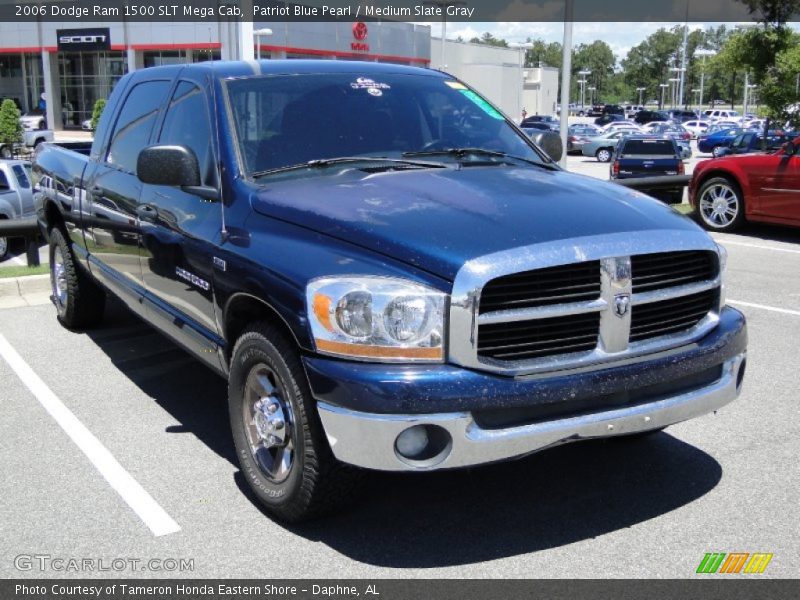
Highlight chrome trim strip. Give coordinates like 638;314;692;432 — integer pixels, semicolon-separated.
477;298;606;324
631;277;721;306
317;353;745;472
449;230;720;376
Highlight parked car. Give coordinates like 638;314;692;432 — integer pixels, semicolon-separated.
520;115;559;131
697;127;744;156
706;109;740;123
624;104;644;118
690;137;800;231
34;60;746;522
665;109;698;123
633;110;669;125
683;120;710;138
587;104;605;117
646;124;692;159
0;129;54;159
567;125;600;154
0;159;35;259
19;109;46;131
715;131;789;156
603;104;625;116
81;118;94;131
582;129;630;162
610;136;685;204
601;122;642;135
594;113;626;127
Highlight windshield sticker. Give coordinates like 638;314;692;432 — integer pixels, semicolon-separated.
351;77;391;95
459;89;504;120
444;81;467;90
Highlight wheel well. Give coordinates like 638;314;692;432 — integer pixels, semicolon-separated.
696;170;744;198
44;200;66;237
223;294;301;362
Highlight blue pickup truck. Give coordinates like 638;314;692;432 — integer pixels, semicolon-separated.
33;61;747;522
610;136;685;203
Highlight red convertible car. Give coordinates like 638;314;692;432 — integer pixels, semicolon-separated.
689;137;800;232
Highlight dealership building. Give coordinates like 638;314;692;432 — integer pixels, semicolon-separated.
0;20;431;129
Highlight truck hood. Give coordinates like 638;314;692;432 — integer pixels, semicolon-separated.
251;165;701;281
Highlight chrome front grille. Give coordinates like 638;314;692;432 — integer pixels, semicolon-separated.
449;233;722;376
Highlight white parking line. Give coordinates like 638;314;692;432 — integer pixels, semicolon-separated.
728;300;800;317
0;332;181;537
713;239;800;255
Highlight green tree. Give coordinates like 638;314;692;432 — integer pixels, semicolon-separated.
0;98;23;146
469;32;509;48
90;98;107;131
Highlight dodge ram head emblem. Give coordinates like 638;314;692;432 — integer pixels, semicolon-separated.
352;22;368;41
614;294;631;318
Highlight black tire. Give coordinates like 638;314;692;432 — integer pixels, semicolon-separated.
596;147;612;163
228;322;360;522
711;145;724;158
0;215;7;260
0;145;11;159
695;176;746;232
49;227;106;329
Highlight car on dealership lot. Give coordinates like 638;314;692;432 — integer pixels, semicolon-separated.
567;124;600;154
714;130;789;156
34;60;746;522
19;109;46;131
624;104;645;118
610;136;685;204
683;120;710;138
520;115;559;131
521;123;553;137
81;118;93;131
665;109;698;123
646;124;692;158
0;129;54;159
0;159;35;259
633;110;669;125
594;113;626;127
602;122;642;135
691;136;800;231
582;129;631;162
705;109;740;122
698;127;744;156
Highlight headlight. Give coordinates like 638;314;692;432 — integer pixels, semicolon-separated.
306;277;446;362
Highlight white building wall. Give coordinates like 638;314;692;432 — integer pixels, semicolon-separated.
522;67;560;116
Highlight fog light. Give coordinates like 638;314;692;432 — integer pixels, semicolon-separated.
395;425;429;458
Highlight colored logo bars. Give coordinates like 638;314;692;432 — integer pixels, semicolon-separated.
697;553;773;574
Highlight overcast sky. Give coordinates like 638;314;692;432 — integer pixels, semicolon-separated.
418;22;798;61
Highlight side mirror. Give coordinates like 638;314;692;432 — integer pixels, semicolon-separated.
137;145;200;187
137;145;218;201
531;131;564;163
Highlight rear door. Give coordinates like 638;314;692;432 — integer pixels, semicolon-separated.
138;76;223;365
82;79;172;309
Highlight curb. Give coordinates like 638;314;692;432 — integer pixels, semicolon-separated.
0;274;50;298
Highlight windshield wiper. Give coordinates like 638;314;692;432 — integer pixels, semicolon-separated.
251;156;444;179
402;147;559;170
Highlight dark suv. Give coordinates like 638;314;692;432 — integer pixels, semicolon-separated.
633;110;669;125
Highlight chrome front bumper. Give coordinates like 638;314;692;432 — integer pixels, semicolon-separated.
317;353;746;472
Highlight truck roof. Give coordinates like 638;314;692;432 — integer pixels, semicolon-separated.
131;59;446;82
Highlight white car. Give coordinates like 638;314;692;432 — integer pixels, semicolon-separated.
641;121;669;133
706;109;740;122
601;122;642;134
81;119;93;131
683;120;710;138
19;111;46;131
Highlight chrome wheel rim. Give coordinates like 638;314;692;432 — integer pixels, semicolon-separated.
597;149;610;162
242;364;295;483
699;183;739;228
51;245;68;309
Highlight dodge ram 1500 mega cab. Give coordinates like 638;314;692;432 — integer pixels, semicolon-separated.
34;61;748;522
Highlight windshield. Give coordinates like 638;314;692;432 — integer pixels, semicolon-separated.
225;73;545;176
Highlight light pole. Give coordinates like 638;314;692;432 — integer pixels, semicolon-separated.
691;88;700;109
669;77;680;109
254;28;272;60
558;0;574;169
588;86;596;106
578;69;591;111
660;83;669;110
695;49;716;111
512;42;534;120
636;86;646;106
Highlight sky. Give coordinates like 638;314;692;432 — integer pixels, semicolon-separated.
417;21;796;61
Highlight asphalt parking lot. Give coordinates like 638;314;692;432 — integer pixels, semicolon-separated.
1;147;799;579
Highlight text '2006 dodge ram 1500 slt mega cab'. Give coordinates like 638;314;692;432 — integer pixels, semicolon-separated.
34;60;747;522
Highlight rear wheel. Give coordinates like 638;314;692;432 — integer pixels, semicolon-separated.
49;227;106;329
228;322;360;522
696;176;746;232
0;145;11;159
596;147;612;163
711;145;725;158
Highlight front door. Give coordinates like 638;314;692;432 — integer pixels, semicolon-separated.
138;77;223;364
759;141;800;223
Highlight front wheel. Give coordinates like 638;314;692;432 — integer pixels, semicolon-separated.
696;177;746;232
49;227;106;328
711;145;725;158
228;323;360;522
596;147;612;163
0;145;11;159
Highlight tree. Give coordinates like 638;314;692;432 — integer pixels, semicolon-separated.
469;32;508;48
0;98;23;146
90;98;107;131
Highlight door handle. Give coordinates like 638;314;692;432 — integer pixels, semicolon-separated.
136;204;158;222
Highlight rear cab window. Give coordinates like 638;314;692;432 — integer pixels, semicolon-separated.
619;139;677;156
